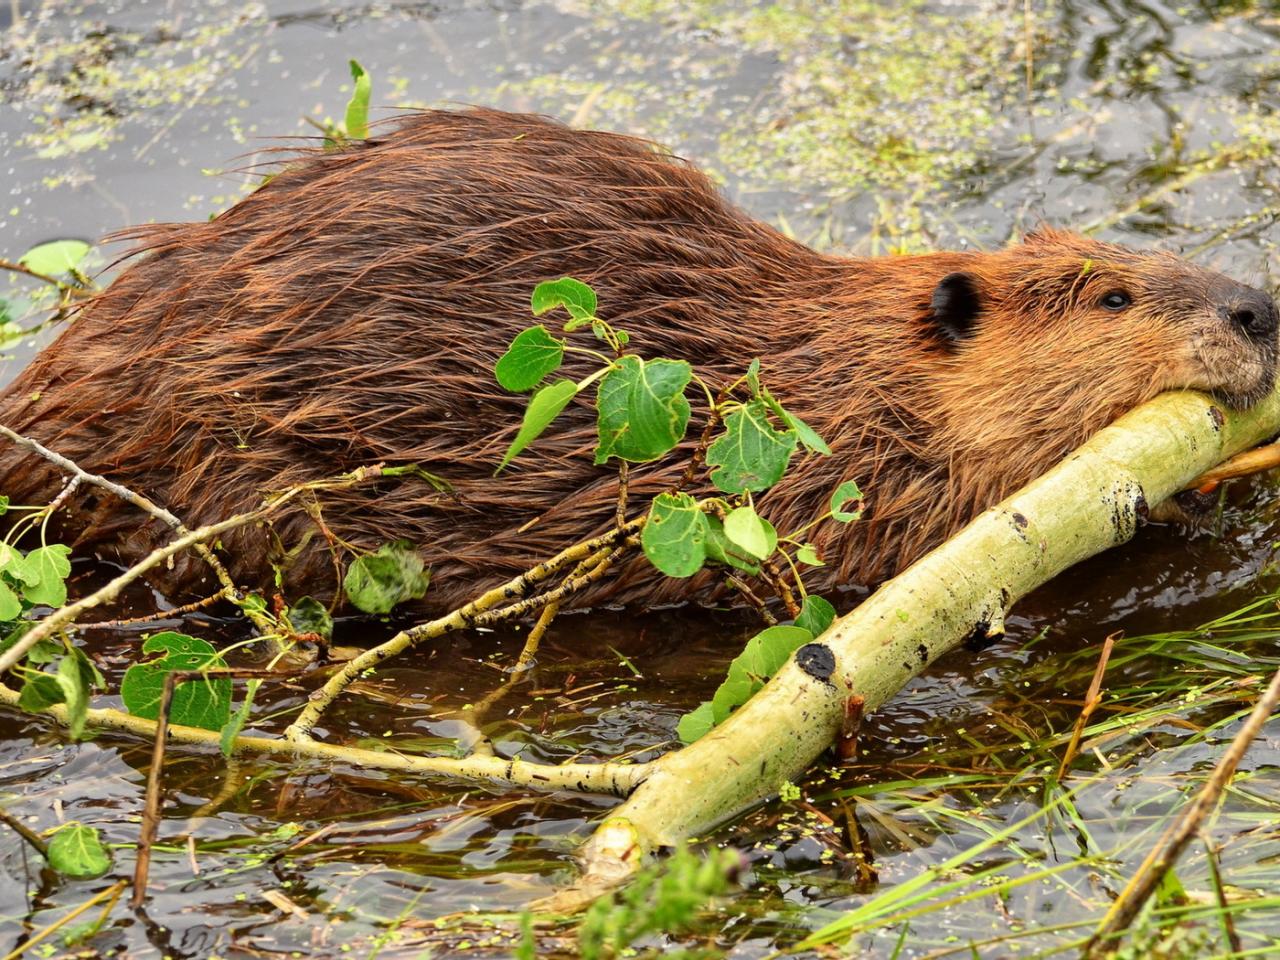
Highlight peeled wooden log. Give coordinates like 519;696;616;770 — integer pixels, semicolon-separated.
568;384;1280;900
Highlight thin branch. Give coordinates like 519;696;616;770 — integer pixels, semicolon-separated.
283;520;642;741
0;803;49;857
0;259;94;298
1185;440;1280;492
77;590;232;631
0;424;273;635
133;670;179;908
1084;662;1280;955
0;681;647;796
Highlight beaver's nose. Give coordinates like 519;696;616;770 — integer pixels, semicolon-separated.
1221;289;1279;339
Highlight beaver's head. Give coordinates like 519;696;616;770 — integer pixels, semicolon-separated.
928;227;1278;411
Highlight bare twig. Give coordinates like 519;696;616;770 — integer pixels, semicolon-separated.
1056;631;1117;780
0;425;270;634
0;680;647;796
78;591;232;631
132;670;179;907
284;520;642;741
0;259;94;298
0;803;49;857
1084;662;1280;955
1184;441;1280;493
615;461;629;530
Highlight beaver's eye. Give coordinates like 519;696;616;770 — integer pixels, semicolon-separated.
1100;291;1131;311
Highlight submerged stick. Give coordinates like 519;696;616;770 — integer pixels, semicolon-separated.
565;384;1280;902
0;681;647;797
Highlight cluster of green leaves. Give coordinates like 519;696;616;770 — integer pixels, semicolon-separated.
2;238;94;347
495;278;864;741
515;844;740;960
494;277;688;470
0;516;104;741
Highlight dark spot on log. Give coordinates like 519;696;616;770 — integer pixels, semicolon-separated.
1012;512;1028;529
965;619;1003;652
1209;406;1225;430
917;643;929;664
796;643;836;685
1134;492;1149;525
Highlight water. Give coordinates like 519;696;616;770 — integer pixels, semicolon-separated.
1;0;1279;956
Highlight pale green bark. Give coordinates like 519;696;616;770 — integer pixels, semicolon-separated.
573;386;1280;888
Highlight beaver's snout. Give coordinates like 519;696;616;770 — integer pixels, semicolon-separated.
1219;283;1279;341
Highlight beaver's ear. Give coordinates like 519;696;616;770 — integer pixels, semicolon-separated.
929;272;982;343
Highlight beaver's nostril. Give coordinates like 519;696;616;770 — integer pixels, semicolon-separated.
1230;307;1259;330
1223;295;1279;338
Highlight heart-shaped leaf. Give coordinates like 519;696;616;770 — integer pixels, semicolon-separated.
531;277;597;325
121;632;231;732
641;492;709;578
706;398;798;494
495;325;566;392
594;356;691;464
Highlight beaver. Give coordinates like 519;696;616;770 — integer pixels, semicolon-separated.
0;107;1275;615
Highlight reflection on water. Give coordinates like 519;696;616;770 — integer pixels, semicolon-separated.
2;0;1280;956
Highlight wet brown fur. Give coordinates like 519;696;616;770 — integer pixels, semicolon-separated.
0;108;1275;613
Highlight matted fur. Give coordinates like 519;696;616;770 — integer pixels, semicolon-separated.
0;108;1274;612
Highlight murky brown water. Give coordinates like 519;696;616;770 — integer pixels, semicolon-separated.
2;1;1280;957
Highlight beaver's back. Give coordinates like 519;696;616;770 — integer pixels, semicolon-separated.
0;109;916;610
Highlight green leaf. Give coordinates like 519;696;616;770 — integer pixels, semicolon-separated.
796;543;824;566
19;240;90;278
796;595;836;637
344;59;371;139
703;516;760;574
495;325;565;392
700;624;813;728
723;505;777;561
46;822;112;879
594;356;692;464
763;389;831;456
781;409;831;456
343;540;431;614
17;672;65;711
55;648;102;740
706;398;798;494
676;701;716;744
220;678;260;757
0;542;38;584
120;632;231;732
745;358;761;397
0;494;9;516
21;544;73;607
288;596;333;641
497;379;578;471
641;492;709;578
830;480;865;522
0;581;21;621
531;277;597;324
